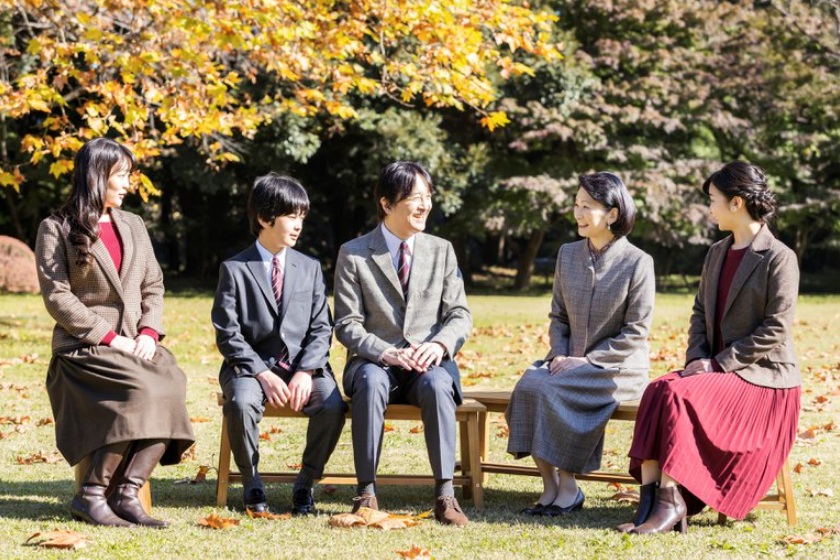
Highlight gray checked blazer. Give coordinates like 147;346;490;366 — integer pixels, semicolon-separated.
211;244;333;383
333;227;472;402
685;225;801;389
36;209;165;353
546;237;655;373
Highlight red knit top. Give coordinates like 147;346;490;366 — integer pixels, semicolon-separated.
711;245;748;367
98;221;159;346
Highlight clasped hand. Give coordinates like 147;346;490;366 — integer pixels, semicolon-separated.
548;355;590;375
111;334;156;361
381;342;445;372
680;358;713;378
257;370;312;411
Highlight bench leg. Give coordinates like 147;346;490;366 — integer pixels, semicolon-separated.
459;419;473;500
478;411;489;484
216;415;232;507
718;512;727;525
779;459;797;526
467;412;484;509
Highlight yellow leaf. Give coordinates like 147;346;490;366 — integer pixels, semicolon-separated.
480;111;511;132
48;160;74;179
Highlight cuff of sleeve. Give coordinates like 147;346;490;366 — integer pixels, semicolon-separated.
139;328;160;343
100;330;118;346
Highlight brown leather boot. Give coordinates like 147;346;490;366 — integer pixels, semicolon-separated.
107;440;169;529
70;442;135;527
630;486;687;534
434;496;469;527
351;494;379;513
616;482;657;533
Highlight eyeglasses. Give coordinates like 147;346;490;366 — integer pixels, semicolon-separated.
404;193;433;205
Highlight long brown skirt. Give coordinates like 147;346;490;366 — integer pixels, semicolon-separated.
47;345;195;466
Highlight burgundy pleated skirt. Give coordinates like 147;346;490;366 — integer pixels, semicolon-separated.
628;371;800;520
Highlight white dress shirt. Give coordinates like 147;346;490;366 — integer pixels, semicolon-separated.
380;223;415;271
255;240;286;287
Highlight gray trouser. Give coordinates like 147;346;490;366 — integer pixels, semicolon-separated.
221;369;346;495
347;361;457;483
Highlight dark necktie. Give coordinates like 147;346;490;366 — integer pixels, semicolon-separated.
271;255;291;370
398;241;411;298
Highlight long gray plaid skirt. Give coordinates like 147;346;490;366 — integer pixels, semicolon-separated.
505;361;647;473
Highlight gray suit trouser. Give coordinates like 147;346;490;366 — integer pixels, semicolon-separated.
222;368;346;495
346;361;457;483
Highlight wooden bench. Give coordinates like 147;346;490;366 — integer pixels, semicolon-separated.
464;389;797;526
216;393;486;508
73;457;152;515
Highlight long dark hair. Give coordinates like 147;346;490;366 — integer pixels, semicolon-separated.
55;138;136;266
702;161;776;223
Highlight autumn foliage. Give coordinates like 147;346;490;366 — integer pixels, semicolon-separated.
0;0;560;192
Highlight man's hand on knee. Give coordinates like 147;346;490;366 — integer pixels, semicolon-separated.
409;342;446;371
288;371;313;412
256;370;291;408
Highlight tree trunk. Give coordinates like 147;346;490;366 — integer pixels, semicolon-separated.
452;234;473;287
1;118;27;243
513;229;545;291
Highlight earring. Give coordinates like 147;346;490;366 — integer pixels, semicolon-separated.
730;205;737;212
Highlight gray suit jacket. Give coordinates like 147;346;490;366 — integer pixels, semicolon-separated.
333;227;472;402
212;244;333;384
546;237;655;373
36;209;165;353
685;225;801;389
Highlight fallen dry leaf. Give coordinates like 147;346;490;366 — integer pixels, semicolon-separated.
384;423;396;433
395;545;433;559
181;444;197;462
286;462;302;470
267;426;283;434
246;508;292;520
329;513;367;528
175;465;213;485
190;416;211;423
36;418;54;427
410;425;424;434
329;507;431;531
808;458;822;467
496;425;510;438
0;415;30;425
17;452;61;465
610;489;640;504
259;432;272;441
26;529;89;550
321;484;338;495
794;463;803;474
197;513;240;530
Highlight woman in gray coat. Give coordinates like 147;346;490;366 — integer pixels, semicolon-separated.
506;173;654;515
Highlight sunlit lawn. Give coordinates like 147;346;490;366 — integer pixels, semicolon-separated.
1;292;838;559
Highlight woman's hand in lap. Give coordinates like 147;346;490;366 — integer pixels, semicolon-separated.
548;356;589;375
110;335;136;354
133;334;156;361
680;359;713;377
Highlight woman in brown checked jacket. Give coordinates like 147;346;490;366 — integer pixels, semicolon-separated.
35;138;194;528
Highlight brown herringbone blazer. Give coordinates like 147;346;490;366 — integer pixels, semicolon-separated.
35;208;165;353
685;225;801;389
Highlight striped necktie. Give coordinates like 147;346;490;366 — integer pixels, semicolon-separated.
271;255;291;370
398;241;411;298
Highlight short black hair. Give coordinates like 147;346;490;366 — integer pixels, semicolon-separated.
374;161;433;220
702;161;776;223
247;173;309;237
578;172;636;238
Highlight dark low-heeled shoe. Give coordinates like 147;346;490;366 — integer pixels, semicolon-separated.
543;489;585;517
291;488;315;516
520;503;549;516
244;487;269;514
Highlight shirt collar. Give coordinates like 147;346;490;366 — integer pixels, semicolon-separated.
380;223;415;259
255;240;286;268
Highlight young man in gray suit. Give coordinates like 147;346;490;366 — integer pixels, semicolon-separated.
212;174;346;515
334;162;472;526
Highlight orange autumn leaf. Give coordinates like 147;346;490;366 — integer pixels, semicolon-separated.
329;507;431;530
197;513;240;530
36;418;54;427
496;425;510;438
823;422;836;432
259;432;272;441
190;416;211;423
396;546;433;559
246;508;292;520
794;463;803;474
286;462;302;470
0;415;30;425
410;424;424;434
384;423;396;433
808;458;822;467
268;426;283;434
26;529;90;550
177;465;214;484
17;452;62;465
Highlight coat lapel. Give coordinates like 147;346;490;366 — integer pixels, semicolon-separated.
90;232;124;300
704;236;731;337
720;226;774;320
369;227;405;302
245;245;279;316
280;249;299;322
110;209;135;283
406;233;431;302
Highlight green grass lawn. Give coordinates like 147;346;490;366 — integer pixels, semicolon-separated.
1;293;839;559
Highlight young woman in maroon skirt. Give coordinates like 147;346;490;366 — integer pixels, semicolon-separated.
619;161;801;534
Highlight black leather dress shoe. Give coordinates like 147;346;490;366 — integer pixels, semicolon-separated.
291;488;315;516
543;489;585;517
244;488;269;514
520;503;549;516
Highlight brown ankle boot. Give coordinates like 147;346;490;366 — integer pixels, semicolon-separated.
70;442;135;527
630;486;687;534
616;482;657;533
107;440;169;529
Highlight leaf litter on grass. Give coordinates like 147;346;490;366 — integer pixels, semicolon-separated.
329;507;432;530
26;529;90;550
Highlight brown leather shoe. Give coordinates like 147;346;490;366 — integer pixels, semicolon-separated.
434;496;469;527
107;440;169;528
630;486;687;534
351;494;379;513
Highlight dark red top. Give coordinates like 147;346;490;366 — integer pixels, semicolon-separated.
98;221;159;346
713;246;748;357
